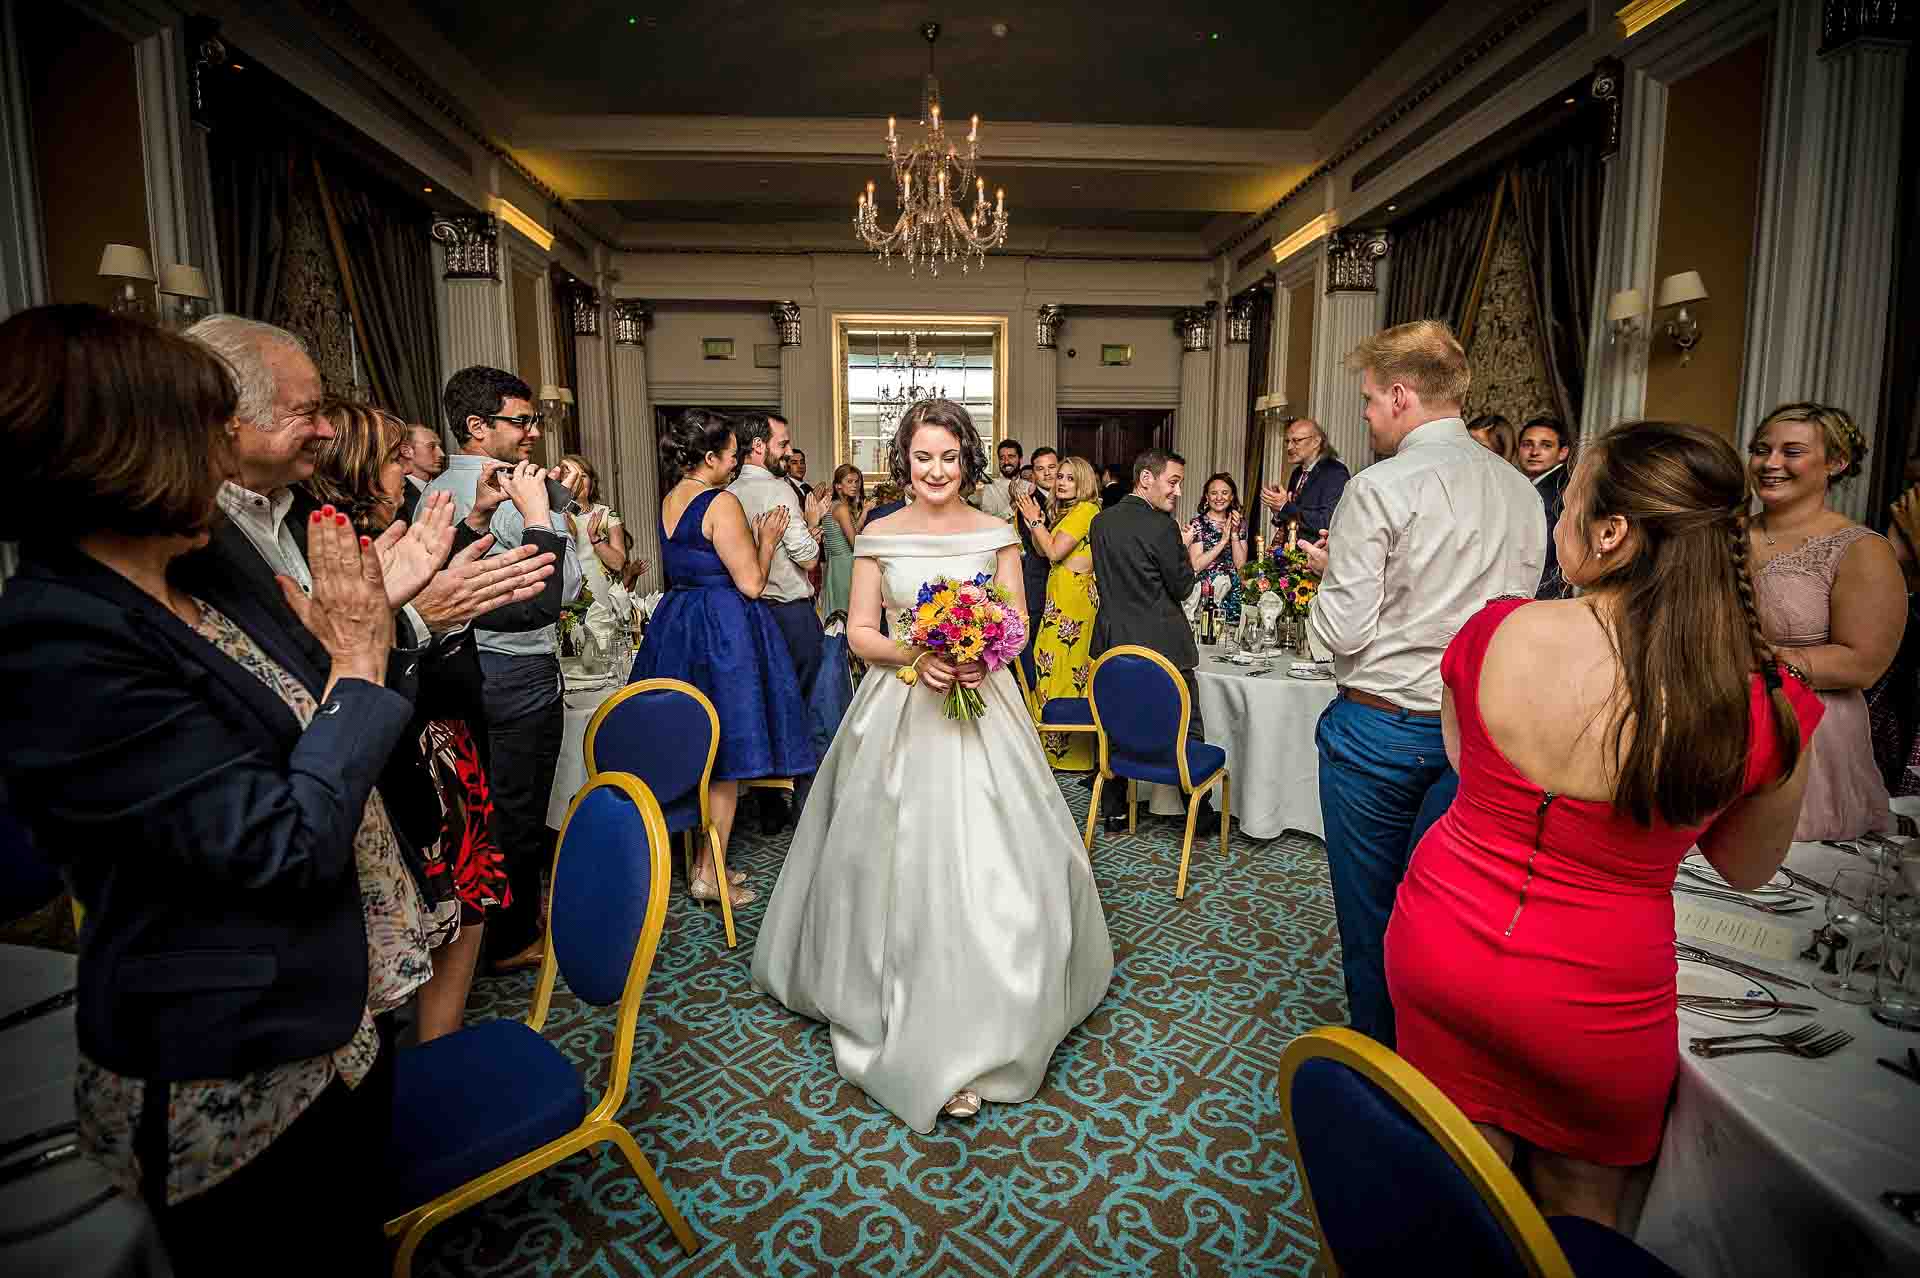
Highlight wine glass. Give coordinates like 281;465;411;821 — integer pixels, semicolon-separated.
1815;867;1879;1004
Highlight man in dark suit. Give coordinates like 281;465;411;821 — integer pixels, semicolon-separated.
1518;416;1573;598
1089;447;1219;836
1016;446;1059;685
1259;418;1350;544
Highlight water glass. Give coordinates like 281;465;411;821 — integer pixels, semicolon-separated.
1815;867;1879;1004
1874;883;1920;1031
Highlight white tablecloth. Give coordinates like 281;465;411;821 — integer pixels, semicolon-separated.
1634;840;1920;1278
545;679;625;828
1145;655;1338;839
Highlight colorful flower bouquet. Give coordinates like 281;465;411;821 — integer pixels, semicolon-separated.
902;573;1028;720
1241;541;1320;618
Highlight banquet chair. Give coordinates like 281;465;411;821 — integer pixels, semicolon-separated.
1277;1027;1682;1278
1011;654;1099;752
585;679;740;948
385;773;699;1276
1084;645;1229;897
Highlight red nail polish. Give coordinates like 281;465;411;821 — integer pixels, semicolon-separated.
320;504;335;517
310;511;322;524
359;536;371;548
335;514;348;527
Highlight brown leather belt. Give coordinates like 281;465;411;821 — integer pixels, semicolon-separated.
1339;687;1442;719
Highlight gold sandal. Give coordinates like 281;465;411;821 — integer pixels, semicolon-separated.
689;875;757;907
942;1090;982;1119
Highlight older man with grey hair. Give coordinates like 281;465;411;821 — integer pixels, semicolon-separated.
1260;417;1350;545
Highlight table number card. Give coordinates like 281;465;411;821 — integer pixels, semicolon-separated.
1674;901;1800;961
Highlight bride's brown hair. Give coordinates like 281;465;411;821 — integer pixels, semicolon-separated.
1574;420;1804;827
889;399;989;497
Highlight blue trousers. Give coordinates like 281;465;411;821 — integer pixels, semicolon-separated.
1315;695;1452;1048
764;597;824;812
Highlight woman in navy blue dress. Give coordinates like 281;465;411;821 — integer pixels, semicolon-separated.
630;409;818;902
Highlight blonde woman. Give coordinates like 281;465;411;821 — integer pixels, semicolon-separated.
1015;455;1102;771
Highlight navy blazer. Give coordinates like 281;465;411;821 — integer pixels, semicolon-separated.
1272;457;1352;543
0;543;413;1082
1090;495;1198;670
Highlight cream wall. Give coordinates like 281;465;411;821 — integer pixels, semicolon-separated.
1055;314;1183;408
644;305;781;409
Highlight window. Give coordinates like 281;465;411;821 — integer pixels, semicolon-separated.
834;314;1007;478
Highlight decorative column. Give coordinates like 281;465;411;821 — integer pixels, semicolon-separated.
1310;229;1390;471
1173;302;1217;522
570;283;613;474
1210;290;1257;493
432;213;512;380
770;299;817;461
1024;303;1063;454
1738;0;1911;519
609;300;659;593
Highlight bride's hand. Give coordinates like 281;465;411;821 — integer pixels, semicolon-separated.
917;654;957;694
953;659;987;689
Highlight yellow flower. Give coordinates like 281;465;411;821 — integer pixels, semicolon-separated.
932;588;958;609
954;636;985;662
916;602;940;625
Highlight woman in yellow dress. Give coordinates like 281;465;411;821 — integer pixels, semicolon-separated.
1014;456;1101;772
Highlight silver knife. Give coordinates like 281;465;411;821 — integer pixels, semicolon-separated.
1677;997;1816;1011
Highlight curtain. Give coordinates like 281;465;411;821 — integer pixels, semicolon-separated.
312;157;442;425
1241;287;1275;510
1383;177;1504;338
1508;137;1605;429
204;123;290;322
277;152;357;396
549;264;581;450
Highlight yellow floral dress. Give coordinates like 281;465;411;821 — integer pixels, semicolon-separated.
1028;500;1099;771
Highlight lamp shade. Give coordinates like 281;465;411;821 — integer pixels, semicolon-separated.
537;384;564;402
1655;271;1708;308
1606;288;1646;323
157;264;210;298
97;243;155;281
557;388;574;405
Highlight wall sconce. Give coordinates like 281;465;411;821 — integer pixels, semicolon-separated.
1606;288;1645;348
1655;271;1708;365
97;243;155;318
537;384;568;429
157;264;211;330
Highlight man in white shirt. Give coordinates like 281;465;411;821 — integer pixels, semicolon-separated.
401;422;446;509
1295;320;1545;1047
729;412;826;820
976;438;1023;521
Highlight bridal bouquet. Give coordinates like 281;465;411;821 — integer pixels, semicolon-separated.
902;573;1028;721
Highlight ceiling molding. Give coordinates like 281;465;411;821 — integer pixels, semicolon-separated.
1217;0;1567;256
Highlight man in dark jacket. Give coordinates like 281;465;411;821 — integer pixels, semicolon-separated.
1260;418;1351;544
1518;416;1573;598
1089;447;1219;836
1017;447;1060;686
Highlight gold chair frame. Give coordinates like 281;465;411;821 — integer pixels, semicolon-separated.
1011;653;1100;756
1083;645;1230;897
1275;1027;1576;1278
585;680;740;948
385;773;700;1275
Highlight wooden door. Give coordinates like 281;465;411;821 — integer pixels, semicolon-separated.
1054;410;1174;471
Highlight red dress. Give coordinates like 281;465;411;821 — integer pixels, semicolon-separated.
1385;599;1824;1165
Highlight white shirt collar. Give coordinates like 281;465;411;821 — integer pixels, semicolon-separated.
1533;461;1566;486
217;481;294;523
1397;416;1469;452
738;462;774;481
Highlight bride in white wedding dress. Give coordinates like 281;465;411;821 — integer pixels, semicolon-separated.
751;400;1114;1132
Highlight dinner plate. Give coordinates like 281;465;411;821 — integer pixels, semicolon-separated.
1678;853;1793;895
1677;957;1781;1022
1286;667;1333;681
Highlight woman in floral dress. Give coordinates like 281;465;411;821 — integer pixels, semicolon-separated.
1186;472;1249;625
1016;456;1102;771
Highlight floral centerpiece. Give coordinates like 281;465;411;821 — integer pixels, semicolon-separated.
899;573;1028;720
1240;540;1320;618
556;583;595;652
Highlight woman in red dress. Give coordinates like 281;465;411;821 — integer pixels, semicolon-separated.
1386;420;1824;1228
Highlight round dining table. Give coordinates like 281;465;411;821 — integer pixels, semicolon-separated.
545;672;627;829
1631;837;1920;1278
1145;652;1339;839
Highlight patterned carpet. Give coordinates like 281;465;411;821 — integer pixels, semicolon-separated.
424;778;1344;1277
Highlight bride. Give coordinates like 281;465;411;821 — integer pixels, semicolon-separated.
752;399;1114;1130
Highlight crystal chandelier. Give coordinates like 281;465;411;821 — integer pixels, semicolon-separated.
875;332;950;432
854;23;1009;276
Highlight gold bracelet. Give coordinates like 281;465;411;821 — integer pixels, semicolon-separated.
896;652;930;686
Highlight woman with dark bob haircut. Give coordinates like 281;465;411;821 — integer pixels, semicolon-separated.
0;305;432;1271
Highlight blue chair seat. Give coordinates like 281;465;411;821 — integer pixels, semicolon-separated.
1113;741;1226;789
389;1019;587;1213
1039;698;1094;727
1549;1216;1683;1277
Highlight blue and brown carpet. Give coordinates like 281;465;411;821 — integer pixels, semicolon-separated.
431;779;1343;1276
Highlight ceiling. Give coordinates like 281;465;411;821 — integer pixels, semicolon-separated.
407;1;1438;128
393;0;1449;253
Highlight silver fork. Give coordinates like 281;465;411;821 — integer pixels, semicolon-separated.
1690;1029;1853;1060
1688;1024;1826;1051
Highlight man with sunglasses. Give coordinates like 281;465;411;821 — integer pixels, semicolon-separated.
424;366;583;973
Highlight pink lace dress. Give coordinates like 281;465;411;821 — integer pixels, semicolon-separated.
1755;525;1893;839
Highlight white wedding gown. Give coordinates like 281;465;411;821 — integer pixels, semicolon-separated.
751;525;1115;1133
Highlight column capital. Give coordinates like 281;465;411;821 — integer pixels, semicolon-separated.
772;300;803;346
430;213;500;282
1591;57;1624;160
569;283;602;338
1326;229;1391;294
612;300;652;346
1175;302;1217;352
1226;292;1259;344
1821;0;1915;56
1035;303;1064;349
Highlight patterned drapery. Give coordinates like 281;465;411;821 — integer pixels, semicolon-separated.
1462;213;1557;428
278;156;359;397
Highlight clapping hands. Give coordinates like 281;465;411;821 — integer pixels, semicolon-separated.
374;491;457;609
